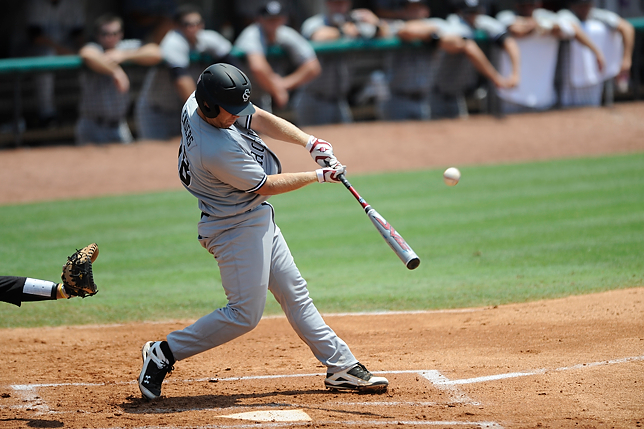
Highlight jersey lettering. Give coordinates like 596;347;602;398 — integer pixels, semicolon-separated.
178;141;192;187
181;110;194;148
250;141;265;166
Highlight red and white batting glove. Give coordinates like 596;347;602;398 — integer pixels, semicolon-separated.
307;135;340;168
316;165;346;183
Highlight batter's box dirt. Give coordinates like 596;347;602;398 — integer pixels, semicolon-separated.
2;373;497;428
1;288;643;428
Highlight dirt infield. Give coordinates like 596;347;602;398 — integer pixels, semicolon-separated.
1;104;644;428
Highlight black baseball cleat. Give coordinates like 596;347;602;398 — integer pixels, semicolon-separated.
138;341;175;399
324;362;389;392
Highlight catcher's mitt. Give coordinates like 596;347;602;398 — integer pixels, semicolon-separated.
61;243;99;298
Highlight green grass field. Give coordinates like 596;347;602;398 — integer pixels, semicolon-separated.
1;153;643;328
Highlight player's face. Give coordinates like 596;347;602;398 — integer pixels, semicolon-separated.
326;0;352;15
570;3;592;21
259;15;287;37
98;21;123;50
516;1;540;17
180;12;204;43
212;107;240;129
462;9;482;26
404;3;430;20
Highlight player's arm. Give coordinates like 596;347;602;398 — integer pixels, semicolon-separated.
310;25;342;41
396;20;440;42
254;172;318;195
281;57;321;91
616;17;635;75
105;43;163;66
569;23;605;71
245;52;289;107
500;36;521;88
173;71;197;103
251;107;310;146
252;107;342;171
79;44;130;93
506;16;537;38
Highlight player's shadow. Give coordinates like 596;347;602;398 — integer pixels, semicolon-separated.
120;388;388;418
0;418;64;428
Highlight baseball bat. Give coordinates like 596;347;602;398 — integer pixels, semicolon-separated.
335;171;420;270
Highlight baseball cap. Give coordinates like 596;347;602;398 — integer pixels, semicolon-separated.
451;0;482;12
258;0;287;17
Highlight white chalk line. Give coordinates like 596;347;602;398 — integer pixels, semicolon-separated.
437;355;644;385
6;355;643;428
89;421;503;429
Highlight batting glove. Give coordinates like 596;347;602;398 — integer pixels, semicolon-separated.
316;165;346;183
307;135;340;168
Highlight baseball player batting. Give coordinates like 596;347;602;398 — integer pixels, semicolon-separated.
138;63;388;400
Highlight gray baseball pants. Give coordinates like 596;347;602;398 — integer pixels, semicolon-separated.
166;202;358;373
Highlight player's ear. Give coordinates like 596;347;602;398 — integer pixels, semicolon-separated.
202;101;220;117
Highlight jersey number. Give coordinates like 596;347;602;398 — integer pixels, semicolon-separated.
178;143;192;187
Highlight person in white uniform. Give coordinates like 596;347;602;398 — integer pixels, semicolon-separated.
137;63;389;400
234;0;321;113
135;4;235;140
557;0;635;107
76;14;162;144
495;0;606;113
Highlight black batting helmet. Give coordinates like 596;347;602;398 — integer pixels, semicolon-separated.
195;63;255;118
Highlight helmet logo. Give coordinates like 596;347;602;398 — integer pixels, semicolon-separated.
242;88;251;102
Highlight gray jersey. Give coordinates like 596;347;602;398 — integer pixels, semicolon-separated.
178;94;281;218
299;14;352;100
27;0;85;52
140;29;232;112
234;23;316;76
558;7;621;30
78;40;142;120
496;9;575;39
443;13;508;42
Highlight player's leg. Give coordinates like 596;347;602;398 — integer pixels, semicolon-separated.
267;222;388;392
139;205;274;399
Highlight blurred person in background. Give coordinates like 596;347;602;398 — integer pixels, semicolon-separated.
298;0;389;125
385;0;520;119
374;0;435;120
122;0;177;44
135;4;236;140
234;0;321;113
557;0;635;106
76;14;162;145
495;0;606;113
25;0;85;128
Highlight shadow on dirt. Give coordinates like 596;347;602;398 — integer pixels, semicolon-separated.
1;418;64;428
119;388;389;418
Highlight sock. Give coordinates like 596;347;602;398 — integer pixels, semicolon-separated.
160;341;176;365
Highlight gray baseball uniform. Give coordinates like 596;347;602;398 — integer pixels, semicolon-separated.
429;14;507;118
298;14;355;126
557;7;622;107
135;29;232;140
234;23;317;113
166;94;358;373
75;39;142;144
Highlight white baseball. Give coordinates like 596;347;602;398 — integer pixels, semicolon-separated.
443;167;461;186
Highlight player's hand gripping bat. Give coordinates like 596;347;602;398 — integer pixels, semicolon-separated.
332;166;420;270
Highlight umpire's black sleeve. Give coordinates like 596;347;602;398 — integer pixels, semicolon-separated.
0;276;57;307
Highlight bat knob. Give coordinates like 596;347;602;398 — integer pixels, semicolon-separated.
406;257;421;270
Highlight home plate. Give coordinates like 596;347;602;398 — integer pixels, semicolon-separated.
220;409;312;422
